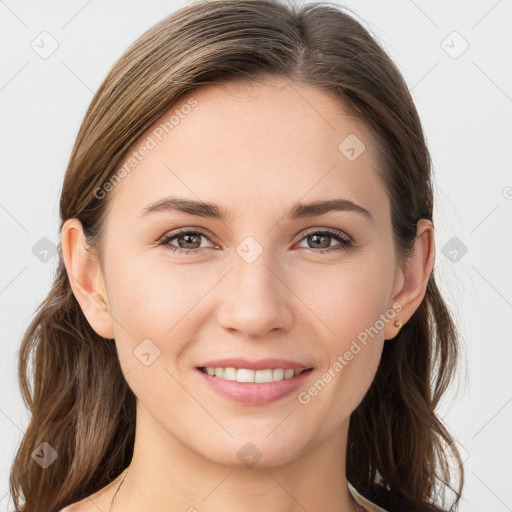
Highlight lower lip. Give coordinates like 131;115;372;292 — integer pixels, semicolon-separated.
196;368;314;406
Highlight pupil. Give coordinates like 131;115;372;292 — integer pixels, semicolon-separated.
310;234;329;249
181;233;200;248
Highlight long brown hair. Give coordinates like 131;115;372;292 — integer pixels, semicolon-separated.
10;1;464;510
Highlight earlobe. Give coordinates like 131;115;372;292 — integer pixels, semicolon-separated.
384;219;435;340
61;218;115;339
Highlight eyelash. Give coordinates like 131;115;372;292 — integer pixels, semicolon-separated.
157;227;352;256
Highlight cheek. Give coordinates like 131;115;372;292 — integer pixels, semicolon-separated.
105;252;231;391
293;249;394;341
108;250;212;336
104;256;190;375
106;258;205;411
293;252;391;410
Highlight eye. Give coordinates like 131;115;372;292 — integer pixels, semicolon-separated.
296;228;352;254
158;227;352;255
158;228;217;255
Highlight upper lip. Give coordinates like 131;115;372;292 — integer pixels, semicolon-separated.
197;358;313;372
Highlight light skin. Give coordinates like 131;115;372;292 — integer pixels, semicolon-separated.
60;78;434;512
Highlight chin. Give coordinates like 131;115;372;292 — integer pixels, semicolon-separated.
192;431;309;470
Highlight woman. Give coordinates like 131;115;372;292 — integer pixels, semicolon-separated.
9;1;464;511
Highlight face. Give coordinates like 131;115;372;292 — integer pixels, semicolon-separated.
83;79;405;468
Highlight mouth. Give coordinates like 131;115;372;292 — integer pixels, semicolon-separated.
195;363;314;406
197;366;313;383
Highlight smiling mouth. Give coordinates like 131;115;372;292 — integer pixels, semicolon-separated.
198;366;313;383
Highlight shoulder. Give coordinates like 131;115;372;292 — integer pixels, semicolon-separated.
54;473;122;512
349;482;390;512
56;489;113;512
56;501;91;512
348;481;424;512
56;505;78;512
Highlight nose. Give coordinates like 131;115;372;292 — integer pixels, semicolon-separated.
215;252;294;339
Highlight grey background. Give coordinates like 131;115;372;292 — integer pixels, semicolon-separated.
1;1;511;510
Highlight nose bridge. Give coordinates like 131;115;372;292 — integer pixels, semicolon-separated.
216;240;293;338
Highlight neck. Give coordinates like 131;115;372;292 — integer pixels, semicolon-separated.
112;403;359;512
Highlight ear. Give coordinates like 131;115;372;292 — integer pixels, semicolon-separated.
384;219;435;340
61;218;115;339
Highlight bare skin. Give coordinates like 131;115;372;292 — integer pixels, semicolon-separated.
60;78;434;512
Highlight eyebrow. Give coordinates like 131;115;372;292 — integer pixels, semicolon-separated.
140;197;373;221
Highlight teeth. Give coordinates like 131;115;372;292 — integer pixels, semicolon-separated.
223;367;237;381
284;369;295;379
203;367;304;382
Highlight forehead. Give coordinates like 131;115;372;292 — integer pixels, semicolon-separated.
105;79;388;223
